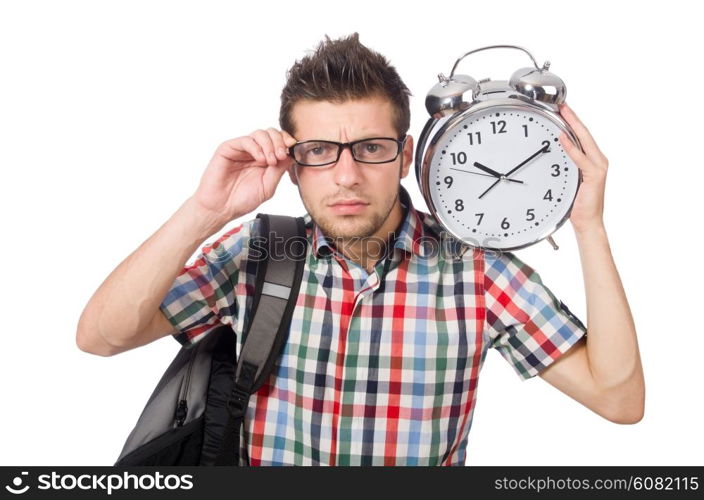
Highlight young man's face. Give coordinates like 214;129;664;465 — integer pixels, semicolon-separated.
287;96;413;242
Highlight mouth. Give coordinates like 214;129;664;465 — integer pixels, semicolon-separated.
328;199;369;215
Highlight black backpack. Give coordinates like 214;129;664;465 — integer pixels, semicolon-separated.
114;213;307;466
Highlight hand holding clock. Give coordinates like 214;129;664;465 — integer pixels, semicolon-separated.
471;101;608;234
420;97;605;249
557;102;608;234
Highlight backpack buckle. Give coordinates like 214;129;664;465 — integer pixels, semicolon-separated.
226;384;250;417
226;360;258;417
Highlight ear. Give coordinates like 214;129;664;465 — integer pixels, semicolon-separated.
287;164;299;186
400;135;413;179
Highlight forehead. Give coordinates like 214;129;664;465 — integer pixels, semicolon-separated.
290;96;396;141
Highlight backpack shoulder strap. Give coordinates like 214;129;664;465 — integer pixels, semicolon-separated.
214;213;307;465
238;213;307;391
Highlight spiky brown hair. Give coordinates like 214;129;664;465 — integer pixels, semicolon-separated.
279;33;412;137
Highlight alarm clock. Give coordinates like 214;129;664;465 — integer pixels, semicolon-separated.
415;44;584;252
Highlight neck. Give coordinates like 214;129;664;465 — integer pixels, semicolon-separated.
337;195;404;273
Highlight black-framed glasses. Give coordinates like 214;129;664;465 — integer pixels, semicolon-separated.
289;135;407;167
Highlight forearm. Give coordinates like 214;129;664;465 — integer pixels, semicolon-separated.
574;223;643;390
77;196;231;348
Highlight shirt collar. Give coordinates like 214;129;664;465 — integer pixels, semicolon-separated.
391;185;427;257
303;185;469;260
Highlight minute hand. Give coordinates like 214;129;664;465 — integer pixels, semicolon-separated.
503;144;550;178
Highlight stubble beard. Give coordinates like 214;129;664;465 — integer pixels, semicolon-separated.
304;185;400;246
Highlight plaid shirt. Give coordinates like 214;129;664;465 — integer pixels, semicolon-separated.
159;185;587;466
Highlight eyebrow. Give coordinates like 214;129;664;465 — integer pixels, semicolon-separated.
296;134;395;142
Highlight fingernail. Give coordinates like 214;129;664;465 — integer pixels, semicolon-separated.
278;147;286;157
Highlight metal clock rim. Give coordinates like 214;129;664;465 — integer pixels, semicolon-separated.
420;99;584;252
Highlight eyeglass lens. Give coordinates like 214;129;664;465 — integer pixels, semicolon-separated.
294;138;399;166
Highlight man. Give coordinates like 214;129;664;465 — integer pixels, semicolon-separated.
76;33;645;466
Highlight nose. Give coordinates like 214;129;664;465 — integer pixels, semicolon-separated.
332;145;363;188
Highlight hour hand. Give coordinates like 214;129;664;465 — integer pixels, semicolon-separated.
473;162;503;178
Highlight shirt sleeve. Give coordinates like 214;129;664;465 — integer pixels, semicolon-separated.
482;250;588;381
159;217;259;348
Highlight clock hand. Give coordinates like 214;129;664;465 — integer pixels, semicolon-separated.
478;178;501;200
478;144;549;200
449;167;523;184
502;143;550;178
473;162;504;178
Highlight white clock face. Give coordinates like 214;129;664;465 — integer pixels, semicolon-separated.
427;104;580;250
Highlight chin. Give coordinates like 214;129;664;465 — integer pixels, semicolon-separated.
315;213;383;241
327;218;376;240
303;190;398;241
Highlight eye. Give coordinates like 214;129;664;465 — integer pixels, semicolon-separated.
302;143;332;155
364;143;380;153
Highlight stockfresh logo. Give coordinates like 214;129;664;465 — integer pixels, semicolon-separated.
3;471;193;496
5;471;30;495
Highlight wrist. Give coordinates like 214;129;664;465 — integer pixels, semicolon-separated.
572;219;607;241
180;197;232;241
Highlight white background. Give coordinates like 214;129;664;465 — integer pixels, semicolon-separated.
1;0;701;466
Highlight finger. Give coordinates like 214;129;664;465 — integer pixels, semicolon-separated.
220;136;266;165
280;129;298;148
559;102;607;163
251;129;278;166
558;131;596;172
266;128;289;161
261;160;288;193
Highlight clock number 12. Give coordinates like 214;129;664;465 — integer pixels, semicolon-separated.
490;121;507;134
